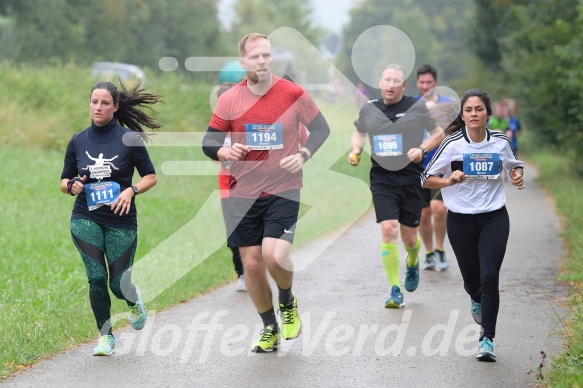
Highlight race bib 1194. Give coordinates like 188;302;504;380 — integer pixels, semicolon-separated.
245;123;283;150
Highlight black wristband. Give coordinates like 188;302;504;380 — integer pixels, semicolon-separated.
67;177;82;196
298;150;309;162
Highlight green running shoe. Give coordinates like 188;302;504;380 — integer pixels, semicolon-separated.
279;293;302;340
128;286;147;330
93;334;115;356
250;325;280;353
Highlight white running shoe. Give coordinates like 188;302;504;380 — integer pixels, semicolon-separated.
235;275;247;292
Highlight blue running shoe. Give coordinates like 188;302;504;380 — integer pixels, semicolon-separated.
93;334;115;356
404;258;419;292
128;286;147;330
476;337;496;362
471;299;482;324
385;285;405;308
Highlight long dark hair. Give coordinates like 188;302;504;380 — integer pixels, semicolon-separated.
90;80;164;142
444;89;492;135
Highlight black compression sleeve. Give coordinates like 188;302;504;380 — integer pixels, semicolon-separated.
304;112;330;156
202;127;228;161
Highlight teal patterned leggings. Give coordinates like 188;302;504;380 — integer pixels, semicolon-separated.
70;219;138;335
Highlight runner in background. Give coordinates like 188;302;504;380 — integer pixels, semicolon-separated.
216;82;246;292
415;64;451;271
503;98;522;154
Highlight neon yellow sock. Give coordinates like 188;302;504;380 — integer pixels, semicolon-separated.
405;236;422;266
381;242;400;288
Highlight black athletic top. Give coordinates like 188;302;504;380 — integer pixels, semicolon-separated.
61;119;155;230
354;96;434;186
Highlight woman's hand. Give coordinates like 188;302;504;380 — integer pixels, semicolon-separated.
111;188;134;215
510;168;525;190
447;170;467;186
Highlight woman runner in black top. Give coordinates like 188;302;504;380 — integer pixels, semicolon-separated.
60;80;162;356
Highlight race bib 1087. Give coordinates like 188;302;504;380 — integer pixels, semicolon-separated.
462;153;501;179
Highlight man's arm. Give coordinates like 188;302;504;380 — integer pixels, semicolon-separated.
407;126;445;163
202;127;228;161
348;130;367;166
302;111;331;158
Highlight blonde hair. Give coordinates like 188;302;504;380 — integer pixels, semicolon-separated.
238;32;269;56
382;64;407;82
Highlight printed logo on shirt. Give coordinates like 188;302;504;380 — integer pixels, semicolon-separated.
82;151;120;180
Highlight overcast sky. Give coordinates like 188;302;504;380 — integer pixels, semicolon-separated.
217;0;358;33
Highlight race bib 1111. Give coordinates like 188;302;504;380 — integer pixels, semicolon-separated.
85;181;121;211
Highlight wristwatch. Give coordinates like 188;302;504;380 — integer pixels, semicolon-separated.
131;185;139;196
298;150;310;162
419;147;428;157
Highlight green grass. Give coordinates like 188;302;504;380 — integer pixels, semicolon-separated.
0;63;371;377
520;131;583;386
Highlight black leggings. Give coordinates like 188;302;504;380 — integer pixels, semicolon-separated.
447;207;509;340
71;219;138;335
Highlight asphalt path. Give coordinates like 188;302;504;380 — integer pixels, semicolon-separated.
4;163;569;387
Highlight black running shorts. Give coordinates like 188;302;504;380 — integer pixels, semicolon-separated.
371;183;424;227
227;190;300;247
421;187;443;208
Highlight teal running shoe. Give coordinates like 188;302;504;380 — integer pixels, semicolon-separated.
385;285;405;308
93;334;115;356
404;258;420;292
128;286;147;330
471;299;482;324
251;325;280;353
476;337;496;362
279;293;301;340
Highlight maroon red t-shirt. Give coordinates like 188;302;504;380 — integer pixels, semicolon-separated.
209;76;320;198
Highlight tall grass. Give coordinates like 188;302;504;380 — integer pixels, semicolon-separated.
520;130;583;386
0;63;369;377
